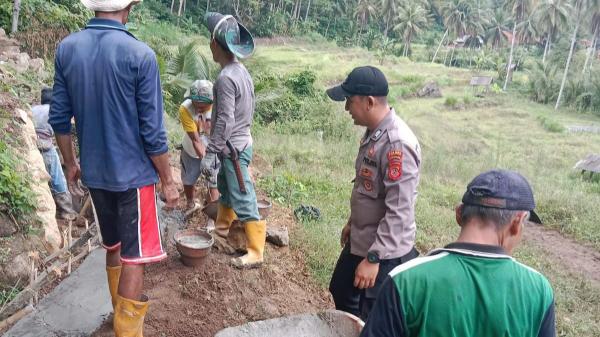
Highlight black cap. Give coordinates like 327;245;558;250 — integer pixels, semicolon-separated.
326;66;389;101
462;170;542;224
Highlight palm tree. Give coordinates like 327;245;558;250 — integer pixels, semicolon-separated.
382;0;399;37
533;0;571;64
432;0;469;63
354;0;378;37
11;0;21;33
503;0;533;90
486;8;509;49
517;17;538;45
163;41;216;106
393;1;430;56
582;1;600;74
555;0;587;109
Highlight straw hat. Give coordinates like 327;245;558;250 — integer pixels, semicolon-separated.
81;0;141;12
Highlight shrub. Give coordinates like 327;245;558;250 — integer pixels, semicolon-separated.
285;70;317;96
255;91;303;124
537;115;565;133
444;96;458;108
0;141;36;226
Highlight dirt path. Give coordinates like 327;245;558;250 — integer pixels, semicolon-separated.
92;202;332;337
524;223;600;285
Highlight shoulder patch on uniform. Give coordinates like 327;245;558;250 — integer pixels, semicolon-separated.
389;252;449;277
363;179;374;191
387;150;403;181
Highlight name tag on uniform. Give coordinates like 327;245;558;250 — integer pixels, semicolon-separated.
363;157;377;167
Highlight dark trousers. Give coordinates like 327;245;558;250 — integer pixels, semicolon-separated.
329;243;419;321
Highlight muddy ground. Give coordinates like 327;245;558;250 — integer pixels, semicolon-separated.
92;201;332;337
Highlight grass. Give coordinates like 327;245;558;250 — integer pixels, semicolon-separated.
156;33;600;334
241;40;600;336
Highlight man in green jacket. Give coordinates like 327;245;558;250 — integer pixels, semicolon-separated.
361;169;555;337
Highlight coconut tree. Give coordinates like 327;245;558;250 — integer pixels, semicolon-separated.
393;0;430;56
354;0;378;37
533;0;571;64
11;0;21;33
555;0;587;109
517;17;539;45
503;0;533;90
382;0;399;37
432;0;469;63
486;8;509;49
582;1;600;73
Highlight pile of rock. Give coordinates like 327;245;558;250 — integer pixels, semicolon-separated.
0;28;45;76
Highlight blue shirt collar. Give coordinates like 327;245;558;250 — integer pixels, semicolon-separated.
85;18;136;39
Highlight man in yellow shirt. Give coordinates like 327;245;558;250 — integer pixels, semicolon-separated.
179;80;219;218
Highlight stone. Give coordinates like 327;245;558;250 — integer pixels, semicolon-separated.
28;58;45;76
13;53;30;73
0;28;5;37
416;82;442;98
0;252;31;286
0;212;18;237
18;108;61;252
266;226;289;247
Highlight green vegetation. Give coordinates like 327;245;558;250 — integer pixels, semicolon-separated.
2;0;600;333
0;141;36;228
247;42;600;335
538;115;566;133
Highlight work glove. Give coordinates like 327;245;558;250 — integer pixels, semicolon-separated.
201;152;220;178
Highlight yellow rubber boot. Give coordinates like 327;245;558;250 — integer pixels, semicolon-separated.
214;203;237;238
114;295;149;337
231;220;266;269
106;266;121;310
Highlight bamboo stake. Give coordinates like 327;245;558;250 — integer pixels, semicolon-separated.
0;305;33;331
86;220;91;253
67;220;72;275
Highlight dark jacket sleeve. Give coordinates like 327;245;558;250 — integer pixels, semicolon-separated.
537;300;556;337
48;44;73;135
360;276;406;337
136;52;168;156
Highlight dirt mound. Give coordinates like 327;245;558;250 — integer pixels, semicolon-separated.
92;203;332;337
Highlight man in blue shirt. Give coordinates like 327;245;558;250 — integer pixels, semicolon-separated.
49;0;178;335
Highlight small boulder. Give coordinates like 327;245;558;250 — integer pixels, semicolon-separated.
12;53;30;73
29;58;45;76
417;82;442;98
266;226;289;247
0;212;17;237
0;252;31;286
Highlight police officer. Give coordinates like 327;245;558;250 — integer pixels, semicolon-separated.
326;66;421;320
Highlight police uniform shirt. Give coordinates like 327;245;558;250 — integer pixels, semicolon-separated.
350;109;421;260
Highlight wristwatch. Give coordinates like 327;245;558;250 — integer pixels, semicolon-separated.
367;251;380;264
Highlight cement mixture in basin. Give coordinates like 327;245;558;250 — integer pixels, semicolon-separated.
214;310;364;337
